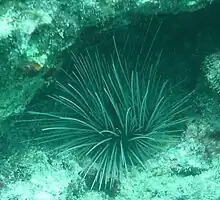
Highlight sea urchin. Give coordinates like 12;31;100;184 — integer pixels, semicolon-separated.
27;36;191;190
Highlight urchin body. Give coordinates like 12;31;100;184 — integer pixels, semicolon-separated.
29;37;190;190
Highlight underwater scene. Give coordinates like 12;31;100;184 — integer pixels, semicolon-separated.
0;0;220;199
